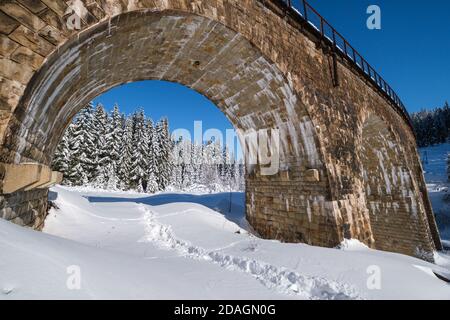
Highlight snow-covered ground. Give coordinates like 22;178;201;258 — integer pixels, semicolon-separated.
0;185;449;300
0;143;449;300
420;143;450;243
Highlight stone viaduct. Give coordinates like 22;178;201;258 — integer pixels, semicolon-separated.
0;0;442;260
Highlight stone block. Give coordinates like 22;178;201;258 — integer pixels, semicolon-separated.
17;0;48;14
10;45;44;70
304;169;320;182
38;24;66;45
40;0;68;17
1;163;49;193
38;171;63;189
9;25;55;56
0;34;20;57
0;11;20;34
0;57;34;84
0;77;24;112
0;2;46;32
25;165;51;190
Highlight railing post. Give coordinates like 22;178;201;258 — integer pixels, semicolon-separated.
303;0;308;21
332;29;336;48
320;18;324;36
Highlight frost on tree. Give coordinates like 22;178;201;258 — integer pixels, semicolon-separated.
411;101;450;147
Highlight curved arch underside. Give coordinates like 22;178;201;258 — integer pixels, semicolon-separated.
0;1;440;259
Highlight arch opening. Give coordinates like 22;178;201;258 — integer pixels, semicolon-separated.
52;80;245;192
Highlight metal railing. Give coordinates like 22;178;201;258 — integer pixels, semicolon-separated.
270;0;412;128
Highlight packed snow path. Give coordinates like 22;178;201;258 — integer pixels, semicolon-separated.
140;206;359;299
1;186;449;299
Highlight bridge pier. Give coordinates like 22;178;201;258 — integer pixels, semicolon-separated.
0;188;49;229
0;163;62;229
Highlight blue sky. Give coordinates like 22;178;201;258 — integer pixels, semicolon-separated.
306;0;450;112
93;80;227;135
94;0;449;135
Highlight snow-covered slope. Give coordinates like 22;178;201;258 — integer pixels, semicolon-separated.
1;186;449;300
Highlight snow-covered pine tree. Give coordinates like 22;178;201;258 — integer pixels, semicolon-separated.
156;118;172;191
66;103;96;186
102;104;124;189
52;104;247;193
52;123;73;181
201;139;220;191
412;102;450;147
171;136;190;189
91;103;110;188
220;146;232;186
170;136;182;189
443;101;450;143
146;118;159;193
128;110;148;192
190;142;202;186
118;116;135;190
236;157;245;191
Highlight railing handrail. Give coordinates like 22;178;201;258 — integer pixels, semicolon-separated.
269;0;413;129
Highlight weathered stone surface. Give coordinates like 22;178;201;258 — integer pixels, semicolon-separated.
305;169;320;182
9;25;55;56
1;163;43;193
17;0;48;14
40;0;67;17
0;188;48;228
10;45;44;69
38;7;73;37
0;2;46;32
0;11;20;34
38;171;63;189
24;165;51;190
0;77;24;112
0;0;441;260
0;34;20;57
37;24;66;45
0;57;33;84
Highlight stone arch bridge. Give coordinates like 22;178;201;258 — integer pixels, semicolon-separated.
0;0;441;259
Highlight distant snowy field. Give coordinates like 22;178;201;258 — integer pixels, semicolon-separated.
0;185;449;300
420;143;450;243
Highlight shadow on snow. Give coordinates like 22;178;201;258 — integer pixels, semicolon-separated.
85;192;249;230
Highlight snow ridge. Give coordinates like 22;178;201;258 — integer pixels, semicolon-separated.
139;206;362;300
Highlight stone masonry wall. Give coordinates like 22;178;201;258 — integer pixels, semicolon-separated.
0;189;48;230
